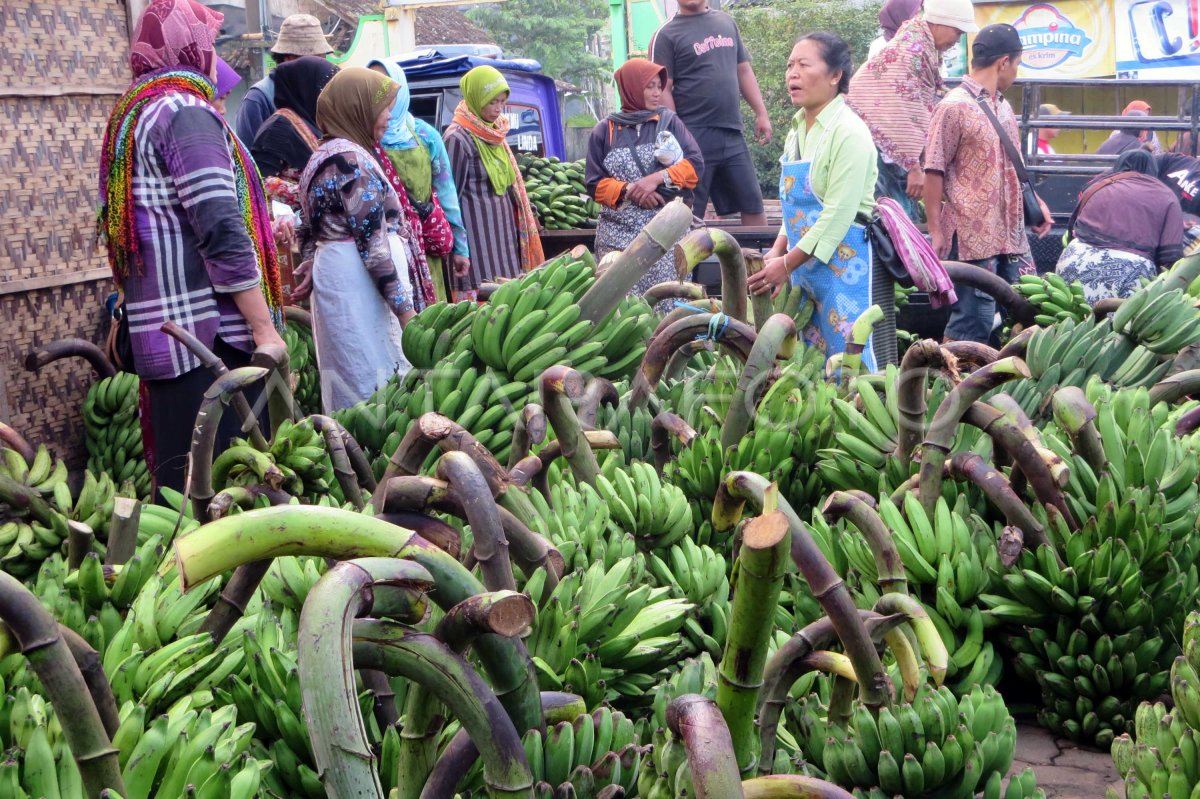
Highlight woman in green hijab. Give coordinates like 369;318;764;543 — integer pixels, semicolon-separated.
443;65;544;298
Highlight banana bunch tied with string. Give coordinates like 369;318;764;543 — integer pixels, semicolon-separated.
524;555;696;704
1108;611;1200;799
792;683;1044;799
1015;272;1091;325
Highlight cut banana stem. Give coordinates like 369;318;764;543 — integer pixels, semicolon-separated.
0;421;36;465
1148;368;1200;407
1176;404;1200;436
24;337;118;379
721;314;798;451
374;511;462;559
298;559;435;799
311;414;365;510
339;424;378;492
918;356;1031;514
1157;250;1200;293
895;339;952;463
1050;386;1107;477
650;411;697;473
664;339;714;383
873;592;950;687
821;491;908;595
713;471;892;710
67;520;95;570
434;591;536;653
996;324;1036;359
58;624;120;739
741;775;856;798
162;321;269;450
630;312;756;409
577;378;619;430
940;340;1000;369
963;401;1077;530
374;413;508;508
207;484;289;519
842;304;885;379
1090;297;1123;321
947;451;1055;554
369;585;432;624
0;473;57;527
577;198;694;324
642;280;707;307
186;365;270;521
0;571;126;797
508;403;547;471
250;342;296;435
942;261;1039;327
540;366;601;487
437;451;517;593
744;249;775;332
105;496;140;565
668;694;746;798
674;227;750;324
353;622;536;799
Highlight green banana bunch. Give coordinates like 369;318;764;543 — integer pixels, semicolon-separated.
1107;612;1200;799
517;155;598;229
282;315;321;416
256;555;326;613
0;683;87;799
595;402;657;465
266;418;344;503
1113;274;1200;354
772;281;817;332
524;556;696;703
815;376;909;495
401;299;478;370
664;426;726;523
82;370;152;500
595;459;693;553
542;478;638;574
1015;272;1091;325
0;445;78;579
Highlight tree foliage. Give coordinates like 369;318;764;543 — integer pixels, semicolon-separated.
730;0;882;195
468;0;610;87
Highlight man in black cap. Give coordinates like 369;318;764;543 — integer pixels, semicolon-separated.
924;23;1052;343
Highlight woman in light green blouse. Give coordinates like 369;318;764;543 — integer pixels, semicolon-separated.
748;31;896;368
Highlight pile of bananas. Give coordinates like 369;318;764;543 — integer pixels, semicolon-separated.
0;445;74;578
595;459;693;554
400;300;478;371
1109;611;1200;798
517;155;599;230
282;312;321;416
1014;273;1091;325
1112;277;1200;354
544;479;639;573
83;371;151;499
0;682;89;799
594;402;657;465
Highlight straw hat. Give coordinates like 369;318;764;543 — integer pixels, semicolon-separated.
271;14;333;56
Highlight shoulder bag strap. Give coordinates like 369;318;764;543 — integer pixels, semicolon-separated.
973;92;1030;183
275;108;321;152
1067;171;1139;239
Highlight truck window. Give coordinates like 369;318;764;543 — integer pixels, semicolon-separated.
506;103;544;156
410;93;440;128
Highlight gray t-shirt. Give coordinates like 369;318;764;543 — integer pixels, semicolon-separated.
649;9;749;132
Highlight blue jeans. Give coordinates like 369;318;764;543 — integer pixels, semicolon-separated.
875;157;920;221
943;249;1020;343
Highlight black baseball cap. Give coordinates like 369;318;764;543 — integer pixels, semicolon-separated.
972;23;1024;60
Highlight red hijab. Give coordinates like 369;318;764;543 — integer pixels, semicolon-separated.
129;0;222;78
614;58;666;113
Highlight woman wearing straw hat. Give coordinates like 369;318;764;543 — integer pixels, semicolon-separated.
443;65;544;300
235;14;334;144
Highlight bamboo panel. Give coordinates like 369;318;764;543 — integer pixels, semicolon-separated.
0;1;131;91
0;277;114;468
0;94;114;283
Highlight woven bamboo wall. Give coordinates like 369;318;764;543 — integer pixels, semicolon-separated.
0;0;129;466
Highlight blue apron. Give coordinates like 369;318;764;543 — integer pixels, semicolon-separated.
779;111;877;372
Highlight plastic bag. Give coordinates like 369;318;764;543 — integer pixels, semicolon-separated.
654;131;684;166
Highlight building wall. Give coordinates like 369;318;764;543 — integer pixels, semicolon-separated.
0;0;130;465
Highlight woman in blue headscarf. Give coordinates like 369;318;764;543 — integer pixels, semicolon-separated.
369;58;470;302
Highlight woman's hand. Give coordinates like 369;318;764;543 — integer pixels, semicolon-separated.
292;259;314;302
253;325;287;352
906;167;924;199
747;255;791;297
273;215;296;248
627;174;665;209
451;254;471;277
397;309;416;326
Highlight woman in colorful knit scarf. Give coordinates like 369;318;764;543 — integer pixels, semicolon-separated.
443;65;544;300
97;0;285;497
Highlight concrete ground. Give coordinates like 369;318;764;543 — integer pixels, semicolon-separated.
1013;722;1123;798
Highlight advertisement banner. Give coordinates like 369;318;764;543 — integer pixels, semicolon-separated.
972;0;1115;78
1114;0;1200;78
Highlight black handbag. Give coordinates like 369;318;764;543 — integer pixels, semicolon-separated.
974;93;1046;228
861;211;914;287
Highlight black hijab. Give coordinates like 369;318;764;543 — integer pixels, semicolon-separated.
251;56;337;178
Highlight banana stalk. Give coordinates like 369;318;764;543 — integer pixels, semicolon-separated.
719;511;792;773
942;262;1038;327
1176;405;1200;436
713;471;891;710
284;305;312;326
630;313;757;409
524;430;620;500
375;511;462;559
59;625;120;738
674;227;750;324
1089;297;1123;321
1148;368;1200;407
757;612;906;774
643;280;708;307
821;492;907;595
741;775;856;798
946;451;1053;553
0;421;36;465
940;340;1000;369
161;321;268;450
665;339;714;382
186;366;270;521
1157;251;1200;293
173;505;543;733
0;473;58;528
298;558;435;799
841;305;884;379
374;413;509;506
508;404;547;471
68;520;95;570
918;356;1031;513
0;572;125;797
996;325;1036;359
872;593;949;686
650;297;722;343
577;379;619;429
651;411;697;472
438;452;517;592
577;198;694;323
963;400;1075;529
1050;386;1107;477
207;484;291;520
396;592;536;799
105;497;140;566
744;250;775;332
720;313;798;451
24;337;118;379
895;340;953;463
669;694;746;798
540;366;601;487
250;341;296;436
353;621;536;799
312;414;366;509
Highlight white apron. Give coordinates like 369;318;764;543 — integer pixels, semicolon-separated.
311;233;412;413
